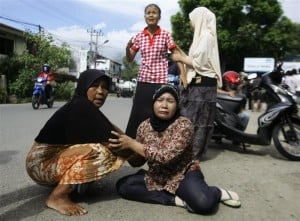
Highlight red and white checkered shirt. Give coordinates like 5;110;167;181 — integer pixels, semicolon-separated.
131;26;176;83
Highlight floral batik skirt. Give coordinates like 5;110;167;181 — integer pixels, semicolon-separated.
26;142;126;186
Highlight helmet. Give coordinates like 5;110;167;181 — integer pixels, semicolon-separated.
222;71;241;90
42;64;51;72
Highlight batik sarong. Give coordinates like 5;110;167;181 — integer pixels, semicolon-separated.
26;142;126;185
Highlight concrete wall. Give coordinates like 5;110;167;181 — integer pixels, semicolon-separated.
0;23;26;56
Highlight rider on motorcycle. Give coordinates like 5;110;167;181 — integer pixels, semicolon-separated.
38;64;54;101
217;71;250;131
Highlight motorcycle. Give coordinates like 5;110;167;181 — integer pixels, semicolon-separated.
212;71;300;161
32;77;54;109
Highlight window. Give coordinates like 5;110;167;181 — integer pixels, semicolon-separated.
0;37;14;55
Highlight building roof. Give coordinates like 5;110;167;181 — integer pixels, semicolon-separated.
0;23;24;37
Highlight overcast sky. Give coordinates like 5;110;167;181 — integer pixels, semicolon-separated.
0;0;299;63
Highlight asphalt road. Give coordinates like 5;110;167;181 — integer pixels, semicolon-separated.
0;97;299;221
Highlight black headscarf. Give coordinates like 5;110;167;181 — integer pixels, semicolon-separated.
74;69;110;97
35;69;115;145
150;84;181;132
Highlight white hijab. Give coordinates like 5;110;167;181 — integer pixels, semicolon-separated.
187;7;222;87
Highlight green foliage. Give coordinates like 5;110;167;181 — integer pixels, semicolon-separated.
0;87;7;103
171;0;300;72
0;54;24;85
21;31;71;71
9;69;35;98
54;81;75;100
121;56;139;80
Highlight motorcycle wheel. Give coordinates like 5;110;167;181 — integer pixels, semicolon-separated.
32;94;41;109
273;121;300;161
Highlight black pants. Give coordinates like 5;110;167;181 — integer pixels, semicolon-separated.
116;170;221;214
44;84;52;99
125;82;163;138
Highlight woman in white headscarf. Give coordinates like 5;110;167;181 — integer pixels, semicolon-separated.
172;7;222;158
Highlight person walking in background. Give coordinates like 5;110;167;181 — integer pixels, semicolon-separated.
109;85;241;215
171;7;222;158
26;69;129;216
125;3;184;139
240;75;253;111
251;77;263;112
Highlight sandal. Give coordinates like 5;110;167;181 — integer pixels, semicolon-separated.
220;189;241;208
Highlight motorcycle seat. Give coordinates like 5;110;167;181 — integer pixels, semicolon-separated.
217;94;246;114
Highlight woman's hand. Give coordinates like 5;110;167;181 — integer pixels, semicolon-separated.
109;131;131;150
108;131;145;157
126;38;134;50
126;38;136;62
171;48;188;89
180;72;188;89
171;53;193;68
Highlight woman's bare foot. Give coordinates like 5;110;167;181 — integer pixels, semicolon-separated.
46;184;87;216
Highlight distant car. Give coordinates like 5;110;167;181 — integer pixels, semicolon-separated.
116;80;136;97
117;88;133;97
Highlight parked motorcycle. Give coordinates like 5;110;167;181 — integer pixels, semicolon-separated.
32;77;54;109
212;71;300;161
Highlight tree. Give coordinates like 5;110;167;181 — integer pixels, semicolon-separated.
121;56;139;80
171;0;300;72
0;31;72;99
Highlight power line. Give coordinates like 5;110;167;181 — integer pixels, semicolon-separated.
16;0;92;29
0;15;43;32
18;0;77;28
39;0;92;28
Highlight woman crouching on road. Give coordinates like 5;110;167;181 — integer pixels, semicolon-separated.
26;69;129;216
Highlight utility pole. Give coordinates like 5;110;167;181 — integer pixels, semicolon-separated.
87;28;103;68
87;28;103;54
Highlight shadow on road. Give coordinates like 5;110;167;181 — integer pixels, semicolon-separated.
0;185;49;220
0;150;18;165
0;166;138;220
203;140;287;161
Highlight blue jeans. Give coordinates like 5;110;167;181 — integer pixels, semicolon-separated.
238;111;250;131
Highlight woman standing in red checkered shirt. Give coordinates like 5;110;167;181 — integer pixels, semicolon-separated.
125;3;185;143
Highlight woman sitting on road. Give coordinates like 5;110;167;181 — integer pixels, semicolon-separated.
109;84;241;215
26;69;129;216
